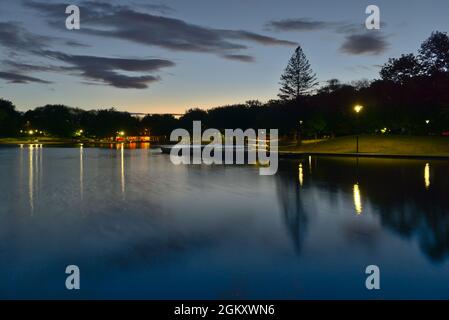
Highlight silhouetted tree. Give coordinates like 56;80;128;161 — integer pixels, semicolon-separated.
380;53;422;83
80;108;139;137
350;79;372;91
245;100;263;107
318;79;343;94
0;99;21;137
279;46;318;100
179;108;209;132
419;31;449;75
23;104;81;137
141;114;177;136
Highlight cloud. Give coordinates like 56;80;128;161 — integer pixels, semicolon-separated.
264;17;390;56
0;22;51;52
335;22;387;35
41;50;175;89
222;30;295;46
25;0;296;55
222;54;255;63
0;71;52;84
64;40;90;48
340;32;389;55
135;2;175;15
266;18;336;32
0;20;175;89
2;60;63;72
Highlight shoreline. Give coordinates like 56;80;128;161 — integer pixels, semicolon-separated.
277;151;449;160
3;135;449;160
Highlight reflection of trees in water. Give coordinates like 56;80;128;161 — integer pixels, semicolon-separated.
351;158;449;262
277;157;449;262
275;161;308;253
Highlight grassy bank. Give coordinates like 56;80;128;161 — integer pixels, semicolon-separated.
280;135;449;156
3;135;449;157
0;137;87;145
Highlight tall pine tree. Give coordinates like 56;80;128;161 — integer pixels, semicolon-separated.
279;46;318;100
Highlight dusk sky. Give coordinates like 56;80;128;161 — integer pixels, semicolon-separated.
1;0;449;113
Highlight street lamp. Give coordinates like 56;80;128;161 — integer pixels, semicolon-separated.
354;105;364;153
298;120;303;144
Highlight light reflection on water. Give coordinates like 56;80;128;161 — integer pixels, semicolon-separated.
1;146;449;299
120;143;125;196
353;183;362;215
298;163;303;187
28;145;34;214
424;162;430;190
80;145;84;201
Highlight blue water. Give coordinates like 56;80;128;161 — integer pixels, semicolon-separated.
1;145;449;299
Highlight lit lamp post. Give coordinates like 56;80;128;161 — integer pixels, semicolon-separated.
298;120;303;144
425;120;430;135
354;105;364;153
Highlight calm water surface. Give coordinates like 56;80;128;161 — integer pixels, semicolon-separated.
1;145;449;299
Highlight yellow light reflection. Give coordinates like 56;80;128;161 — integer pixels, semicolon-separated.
120;143;125;195
38;144;42;187
308;155;312;174
28;145;34;214
353;183;362;214
80;145;84;200
298;163;304;187
424;163;430;190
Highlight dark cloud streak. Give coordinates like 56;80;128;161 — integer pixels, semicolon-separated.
41;50;175;89
25;1;296;54
265;17;390;56
266;18;337;32
0;71;52;84
222;54;255;63
0;21;175;89
0;22;51;52
340;32;389;55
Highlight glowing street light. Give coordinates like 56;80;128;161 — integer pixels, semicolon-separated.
28;130;34;135
297;120;304;144
118;131;125;136
425;120;430;124
353;105;364;153
354;105;364;114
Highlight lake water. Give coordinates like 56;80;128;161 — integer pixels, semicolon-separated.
1;145;449;299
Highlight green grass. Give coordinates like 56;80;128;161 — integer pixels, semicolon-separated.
280;135;449;156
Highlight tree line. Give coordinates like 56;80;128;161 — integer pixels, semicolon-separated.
1;31;449;139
